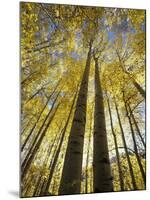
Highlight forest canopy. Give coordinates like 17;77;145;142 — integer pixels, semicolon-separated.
20;2;146;197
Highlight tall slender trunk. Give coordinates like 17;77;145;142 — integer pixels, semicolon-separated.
128;104;146;149
24;80;52;105
93;57;113;193
21;90;60;168
33;124;62;197
114;99;138;190
24;87;44;105
107;95;124;191
22;172;33;197
39;125;64;196
85;108;93;193
44;90;78;195
59;41;92;195
21;70;38;86
132;79;145;99
21;117;33;135
21;92;60;179
21;79;61;152
123;92;146;186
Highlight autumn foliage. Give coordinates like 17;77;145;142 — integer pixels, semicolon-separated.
20;2;145;197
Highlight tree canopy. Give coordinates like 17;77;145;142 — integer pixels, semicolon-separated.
20;2;145;197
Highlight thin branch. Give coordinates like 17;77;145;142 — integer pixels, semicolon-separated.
109;146;136;154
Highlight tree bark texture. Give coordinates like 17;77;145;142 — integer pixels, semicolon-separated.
93;57;113;193
59;41;92;195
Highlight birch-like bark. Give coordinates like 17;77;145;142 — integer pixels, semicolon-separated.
44;89;78;195
128;104;146;149
85;107;93;193
93;57;113;193
107;95;124;191
59;41;92;195
114;99;138;190
123;92;146;186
